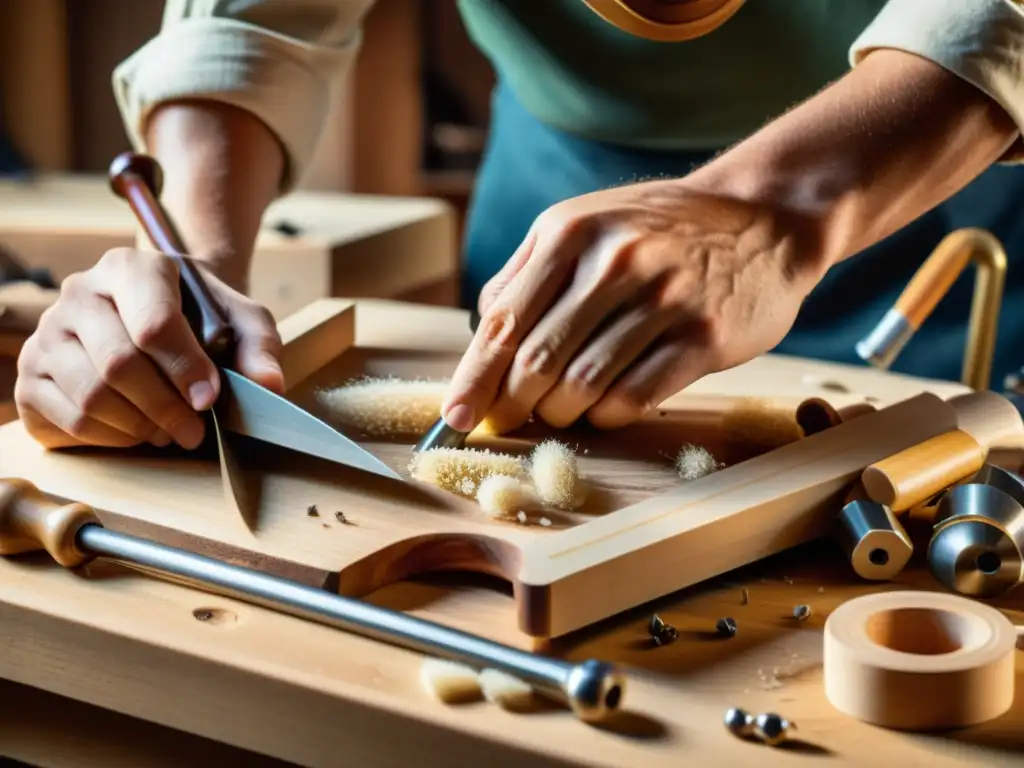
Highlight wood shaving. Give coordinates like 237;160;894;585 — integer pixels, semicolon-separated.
476;475;536;520
530;439;585;508
409;447;527;497
317;376;449;437
675;444;722;480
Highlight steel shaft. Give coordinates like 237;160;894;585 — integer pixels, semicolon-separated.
76;524;624;722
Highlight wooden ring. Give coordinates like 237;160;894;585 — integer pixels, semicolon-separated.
824;591;1016;731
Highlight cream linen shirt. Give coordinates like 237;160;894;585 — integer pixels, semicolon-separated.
112;0;1024;191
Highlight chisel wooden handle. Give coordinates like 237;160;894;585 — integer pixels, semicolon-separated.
108;152;236;363
861;429;987;511
0;478;99;567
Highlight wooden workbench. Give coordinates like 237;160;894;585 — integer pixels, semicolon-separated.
2;301;1023;767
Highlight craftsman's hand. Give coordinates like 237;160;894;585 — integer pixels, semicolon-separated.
14;247;284;450
442;181;826;433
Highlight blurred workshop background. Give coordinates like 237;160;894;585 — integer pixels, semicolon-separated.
0;0;485;314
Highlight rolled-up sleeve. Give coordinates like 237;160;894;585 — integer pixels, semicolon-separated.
850;0;1024;161
113;0;374;190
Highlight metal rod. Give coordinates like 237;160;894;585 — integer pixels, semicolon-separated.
76;524;624;722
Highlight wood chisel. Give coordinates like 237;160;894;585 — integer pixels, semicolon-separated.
108;152;401;483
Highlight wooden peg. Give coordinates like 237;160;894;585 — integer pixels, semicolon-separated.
861;429;986;512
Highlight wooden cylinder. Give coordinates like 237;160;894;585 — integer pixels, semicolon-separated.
861;430;986;512
824;591;1017;731
796;397;877;436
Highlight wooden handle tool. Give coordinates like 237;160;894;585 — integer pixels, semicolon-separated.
108;152;236;363
0;477;625;723
861;429;987;512
855;228;1006;390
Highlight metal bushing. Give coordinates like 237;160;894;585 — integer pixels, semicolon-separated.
836;498;913;581
928;464;1024;598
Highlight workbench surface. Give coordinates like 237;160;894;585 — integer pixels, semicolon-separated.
2;301;1022;768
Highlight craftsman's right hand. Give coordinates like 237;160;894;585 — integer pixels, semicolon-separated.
14;247;284;450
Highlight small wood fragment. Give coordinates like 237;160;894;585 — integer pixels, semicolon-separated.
741;588;750;605
420;658;481;704
478;669;534;710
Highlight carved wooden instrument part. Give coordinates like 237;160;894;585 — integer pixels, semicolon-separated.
3;298;1016;641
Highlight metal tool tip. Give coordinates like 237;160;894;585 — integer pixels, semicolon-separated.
413;417;469;453
564;660;625;723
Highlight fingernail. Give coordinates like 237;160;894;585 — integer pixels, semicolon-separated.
149;429;172;447
189;380;216;411
175;417;206;451
444;403;475;432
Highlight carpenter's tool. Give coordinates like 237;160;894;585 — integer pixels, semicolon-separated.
0;477;624;722
108;153;400;483
413;308;482;452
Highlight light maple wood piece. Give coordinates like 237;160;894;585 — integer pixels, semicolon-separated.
823;591;1017;731
0;173;457;320
861;430;988;512
2;299;1020;641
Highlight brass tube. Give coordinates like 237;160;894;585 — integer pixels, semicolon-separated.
855;228;1007;391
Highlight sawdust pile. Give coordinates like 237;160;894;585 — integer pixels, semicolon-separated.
408;447;527;497
316;376;448;438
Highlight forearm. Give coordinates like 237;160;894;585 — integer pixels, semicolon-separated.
141;100;284;293
686;49;1019;275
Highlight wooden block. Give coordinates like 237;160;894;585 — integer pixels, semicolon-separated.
2;298;1014;643
0;174;458;320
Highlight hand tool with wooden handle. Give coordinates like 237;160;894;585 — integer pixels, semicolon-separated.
108;152;400;482
0;476;624;722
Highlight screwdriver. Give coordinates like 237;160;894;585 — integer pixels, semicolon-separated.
0;477;625;722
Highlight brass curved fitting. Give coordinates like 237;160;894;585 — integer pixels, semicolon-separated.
580;0;745;42
855;228;1007;391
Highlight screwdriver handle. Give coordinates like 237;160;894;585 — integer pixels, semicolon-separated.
0;478;100;568
108;152;236;364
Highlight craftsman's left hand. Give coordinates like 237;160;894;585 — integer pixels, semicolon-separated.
441;181;826;433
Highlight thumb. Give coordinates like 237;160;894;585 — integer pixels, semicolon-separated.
230;304;286;394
